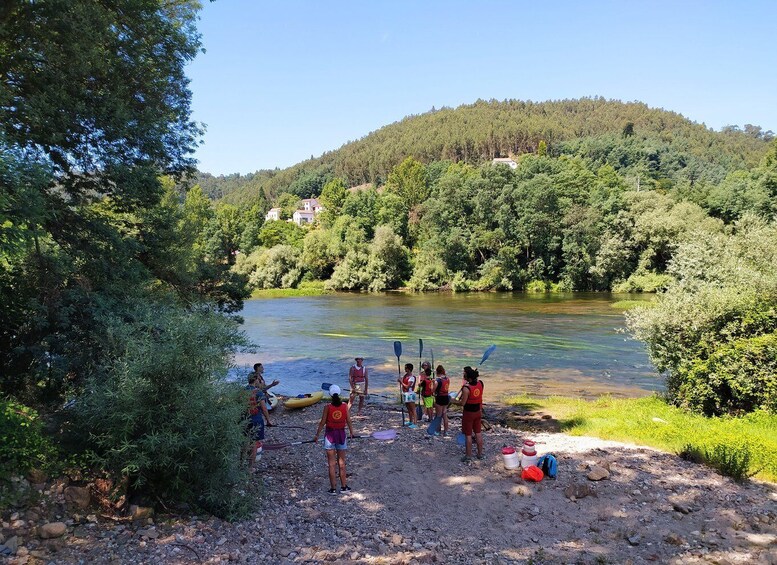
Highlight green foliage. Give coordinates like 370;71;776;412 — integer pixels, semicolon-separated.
612;270;673;293
0;399;57;481
318;178;348;217
258;219;305;248
73;304;252;518
679;333;777;416
236;245;303;290
679;444;757;482
384;157;429;209
275;193;301;220
365;226;410;291
327;246;370;291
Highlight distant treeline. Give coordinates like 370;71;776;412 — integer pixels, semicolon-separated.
196;98;773;206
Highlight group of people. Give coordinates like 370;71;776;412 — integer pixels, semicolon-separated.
398;361;484;462
245;355;486;492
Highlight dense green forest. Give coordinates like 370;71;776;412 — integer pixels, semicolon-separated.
1;1;775;520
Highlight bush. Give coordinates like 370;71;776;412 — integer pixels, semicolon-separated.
678;332;777;415
0;399;57;480
238;245;303;290
73;304;253;518
525;279;548;293
679;443;757;482
612;270;672;293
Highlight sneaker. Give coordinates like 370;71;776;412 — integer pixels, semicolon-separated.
408;424;418;429
461;456;472;463
433;432;441;437
476;454;483;460
340;485;352;492
328;488;337;495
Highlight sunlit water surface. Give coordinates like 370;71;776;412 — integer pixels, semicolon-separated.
231;293;660;400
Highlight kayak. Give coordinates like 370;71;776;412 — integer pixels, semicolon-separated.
266;392;279;411
284;391;324;410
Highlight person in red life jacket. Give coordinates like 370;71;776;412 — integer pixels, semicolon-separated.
244;373;273;473
348;356;369;415
419;363;435;422
314;385;356;494
433;365;451;436
398;363;418;428
453;366;484;463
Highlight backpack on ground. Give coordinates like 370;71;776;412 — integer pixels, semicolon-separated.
537;453;558;479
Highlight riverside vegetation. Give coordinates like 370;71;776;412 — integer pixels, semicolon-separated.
1;0;776;528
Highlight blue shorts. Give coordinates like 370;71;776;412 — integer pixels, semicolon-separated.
324;428;347;450
245;418;265;442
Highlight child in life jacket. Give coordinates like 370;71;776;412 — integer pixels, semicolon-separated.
314;385;356;495
433;365;451;436
398;363;418;428
419;363;436;422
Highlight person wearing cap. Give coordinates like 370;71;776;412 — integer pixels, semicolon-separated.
398;363;418;428
348;357;369;415
314;385;356;495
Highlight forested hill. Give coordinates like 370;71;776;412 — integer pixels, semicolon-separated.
200;97;773;205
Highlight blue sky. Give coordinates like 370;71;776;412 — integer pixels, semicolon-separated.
188;1;777;175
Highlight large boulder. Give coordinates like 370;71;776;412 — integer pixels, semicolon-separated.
64;486;91;510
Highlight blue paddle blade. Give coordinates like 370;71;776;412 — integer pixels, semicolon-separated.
427;415;442;435
480;344;497;365
394;340;402;358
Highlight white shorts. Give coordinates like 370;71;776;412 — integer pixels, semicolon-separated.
402;392;417;403
351;382;365;395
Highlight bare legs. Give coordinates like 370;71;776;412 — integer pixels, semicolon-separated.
326;449;347;489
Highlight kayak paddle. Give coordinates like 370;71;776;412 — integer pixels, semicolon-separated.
394;340;404;427
261;439;317;451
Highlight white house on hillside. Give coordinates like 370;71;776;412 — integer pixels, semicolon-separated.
292;198;324;225
265;207;281;221
492;157;517;169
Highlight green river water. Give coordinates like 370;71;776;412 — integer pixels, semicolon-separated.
233;292;660;401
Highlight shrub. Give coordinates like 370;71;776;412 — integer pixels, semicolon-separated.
365;226;410;291
612;270;672;293
680;443;757;482
450;271;472;292
0;399;57;480
678;332;777;415
240;245;303;290
326;246;370;290
526;279;548;293
73;304;253;518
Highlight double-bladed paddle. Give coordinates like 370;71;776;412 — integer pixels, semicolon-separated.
319;382;391;399
394;341;404;426
261;439;317;451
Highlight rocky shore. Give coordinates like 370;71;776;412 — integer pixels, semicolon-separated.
2;402;775;564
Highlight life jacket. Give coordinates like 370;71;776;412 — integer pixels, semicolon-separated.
436;376;449;396
401;374;416;392
421;376;435;396
246;385;259;416
351;365;366;383
326;403;347;429
464;380;484;407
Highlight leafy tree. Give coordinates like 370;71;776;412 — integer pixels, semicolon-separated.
319;177;348;216
275;193;301;220
258;220;305;249
384;157;429;209
365;226;410;291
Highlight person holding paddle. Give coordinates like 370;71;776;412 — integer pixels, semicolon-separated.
419;362;435;423
454;366;484;463
348;356;369;415
314;385;356;495
244;373;273;473
398;363;418;428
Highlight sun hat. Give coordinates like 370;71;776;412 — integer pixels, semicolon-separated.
329;385;341;396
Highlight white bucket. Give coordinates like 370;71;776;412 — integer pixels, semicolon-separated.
502;447;520;470
521;453;539;469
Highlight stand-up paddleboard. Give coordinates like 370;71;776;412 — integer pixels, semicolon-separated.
284;391;324;409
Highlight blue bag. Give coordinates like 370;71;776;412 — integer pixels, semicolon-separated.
537;453;558;479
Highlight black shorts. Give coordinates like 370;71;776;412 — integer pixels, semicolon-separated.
435;395;450;406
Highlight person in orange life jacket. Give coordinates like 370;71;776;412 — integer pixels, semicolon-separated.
433;365;451;436
348;357;369;415
453;366;484;462
314;385;356;495
244;373;273;473
419;363;435;422
253;362;279;423
398;363;418;428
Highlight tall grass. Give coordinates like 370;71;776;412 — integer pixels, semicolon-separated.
505;395;776;482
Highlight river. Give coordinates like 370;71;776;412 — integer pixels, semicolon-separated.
232;292;660;400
